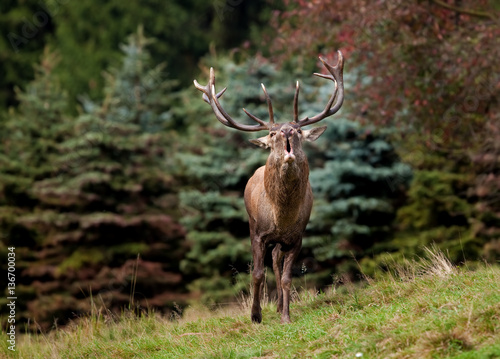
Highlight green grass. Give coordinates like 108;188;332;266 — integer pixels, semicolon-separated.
3;250;500;358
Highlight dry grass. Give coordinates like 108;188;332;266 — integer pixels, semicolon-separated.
2;248;500;358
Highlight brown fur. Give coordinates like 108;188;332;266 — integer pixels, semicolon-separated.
244;123;326;323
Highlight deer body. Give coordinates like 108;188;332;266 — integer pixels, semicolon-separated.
194;52;344;323
244;124;316;323
245;162;312;238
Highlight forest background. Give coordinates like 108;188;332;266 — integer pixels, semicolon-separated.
0;0;499;331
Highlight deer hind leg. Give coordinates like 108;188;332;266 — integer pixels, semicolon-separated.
251;241;266;323
280;244;300;324
272;244;284;313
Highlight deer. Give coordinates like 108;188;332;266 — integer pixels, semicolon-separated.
193;51;344;324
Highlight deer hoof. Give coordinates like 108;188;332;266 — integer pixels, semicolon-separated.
280;316;291;324
251;313;262;323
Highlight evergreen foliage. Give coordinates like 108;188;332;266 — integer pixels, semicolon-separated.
172;55;412;299
0;47;74;330
0;0;54;108
0;47;71;230
0;30;188;330
0;0;279;111
307;119;412;276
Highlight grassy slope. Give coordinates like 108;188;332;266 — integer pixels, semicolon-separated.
3;252;500;359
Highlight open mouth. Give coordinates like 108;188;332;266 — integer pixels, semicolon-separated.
284;138;295;162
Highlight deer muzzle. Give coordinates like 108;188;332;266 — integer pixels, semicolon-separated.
283;133;295;163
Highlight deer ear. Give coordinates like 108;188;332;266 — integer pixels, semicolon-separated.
302;126;327;142
249;135;271;149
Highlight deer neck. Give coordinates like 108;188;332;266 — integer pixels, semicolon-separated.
264;155;309;225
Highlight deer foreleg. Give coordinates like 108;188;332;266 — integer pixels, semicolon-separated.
251;241;266;323
272;244;284;313
280;245;300;324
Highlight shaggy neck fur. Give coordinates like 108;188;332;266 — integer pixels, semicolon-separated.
264;154;309;226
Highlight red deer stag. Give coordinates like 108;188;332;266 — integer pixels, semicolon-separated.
194;51;344;324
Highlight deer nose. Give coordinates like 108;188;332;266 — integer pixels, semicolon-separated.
281;127;294;138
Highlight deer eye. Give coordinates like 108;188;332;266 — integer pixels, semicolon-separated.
297;129;302;134
270;132;276;137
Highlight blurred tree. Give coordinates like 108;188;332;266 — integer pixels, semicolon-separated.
268;0;500;265
0;0;282;111
0;47;71;228
0;47;73;330
307;119;412;278
0;0;54;108
470;114;500;262
270;0;499;142
0;29;189;331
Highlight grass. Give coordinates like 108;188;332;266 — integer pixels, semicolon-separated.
2;250;500;359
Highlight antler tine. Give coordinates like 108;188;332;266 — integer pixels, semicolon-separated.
293;81;300;123
193;67;218;103
193;67;269;132
211;84;268;131
298;50;344;127
242;108;269;127
201;87;226;104
260;83;274;124
194;73;232;128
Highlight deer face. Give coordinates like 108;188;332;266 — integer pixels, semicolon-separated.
249;123;327;163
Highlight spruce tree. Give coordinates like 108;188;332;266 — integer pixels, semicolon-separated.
306;119;412;278
0;47;73;328
1;29;188;331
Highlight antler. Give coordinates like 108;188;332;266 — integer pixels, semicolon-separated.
193;68;272;132
296;50;344;127
194;51;344;130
